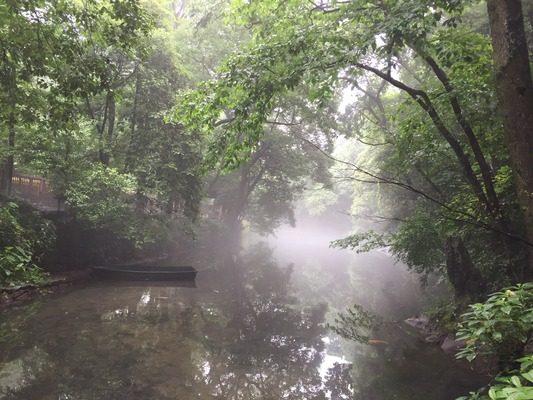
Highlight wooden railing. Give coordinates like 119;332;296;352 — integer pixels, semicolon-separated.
11;172;63;211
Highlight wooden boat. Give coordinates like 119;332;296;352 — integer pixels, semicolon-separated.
91;265;197;281
98;280;197;288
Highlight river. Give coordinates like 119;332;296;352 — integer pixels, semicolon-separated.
0;224;487;399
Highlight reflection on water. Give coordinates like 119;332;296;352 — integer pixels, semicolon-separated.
0;240;486;400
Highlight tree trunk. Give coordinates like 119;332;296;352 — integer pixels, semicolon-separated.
487;0;533;274
0;112;15;196
98;91;112;165
1;67;16;197
446;237;486;301
223;166;249;234
102;93;115;166
126;68;141;171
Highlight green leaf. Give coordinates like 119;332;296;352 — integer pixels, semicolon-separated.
522;371;533;384
511;376;523;387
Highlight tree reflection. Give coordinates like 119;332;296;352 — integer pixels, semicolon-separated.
187;243;345;399
0;241;356;400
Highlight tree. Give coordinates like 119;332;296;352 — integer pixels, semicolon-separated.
0;0;152;195
207;92;337;234
173;0;532;290
487;0;533;272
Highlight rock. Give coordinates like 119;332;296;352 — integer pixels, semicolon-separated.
404;315;431;331
425;334;443;344
441;335;466;354
404;315;446;344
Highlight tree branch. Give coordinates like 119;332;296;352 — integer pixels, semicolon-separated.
354;62;493;215
298;134;533;247
419;51;501;216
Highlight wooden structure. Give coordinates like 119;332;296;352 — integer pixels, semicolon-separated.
11;172;63;211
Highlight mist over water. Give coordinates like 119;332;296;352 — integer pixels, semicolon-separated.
259;207;423;319
0;209;486;400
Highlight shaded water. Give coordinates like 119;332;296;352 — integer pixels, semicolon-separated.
0;229;486;399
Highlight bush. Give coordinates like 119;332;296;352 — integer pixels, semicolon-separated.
457;355;533;400
65;165;136;229
64;164;166;248
0;200;54;285
0;246;47;286
456;283;533;363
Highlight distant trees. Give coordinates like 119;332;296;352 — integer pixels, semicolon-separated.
173;0;533;293
207;93;337;234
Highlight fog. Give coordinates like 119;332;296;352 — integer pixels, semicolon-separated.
244;205;424;322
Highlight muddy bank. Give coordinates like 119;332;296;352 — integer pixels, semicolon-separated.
0;270;91;310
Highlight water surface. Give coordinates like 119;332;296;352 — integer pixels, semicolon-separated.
0;238;486;399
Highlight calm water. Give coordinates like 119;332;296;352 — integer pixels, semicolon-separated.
0;234;487;400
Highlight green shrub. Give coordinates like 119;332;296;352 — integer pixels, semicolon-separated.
0;246;47;286
0;200;54;285
456;283;533;363
457;355;533;400
65;165;136;229
64;164;166;248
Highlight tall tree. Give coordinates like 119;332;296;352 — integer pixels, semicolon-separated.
174;0;533;291
487;0;533;272
0;0;152;195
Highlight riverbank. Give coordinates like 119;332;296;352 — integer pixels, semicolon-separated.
0;270;91;310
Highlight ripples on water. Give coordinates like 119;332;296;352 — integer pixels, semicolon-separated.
0;238;486;400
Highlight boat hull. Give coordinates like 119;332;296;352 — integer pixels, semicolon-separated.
91;266;197;281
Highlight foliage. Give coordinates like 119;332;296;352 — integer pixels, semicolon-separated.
172;0;531;296
206;87;337;232
0;246;47;286
332;207;450;276
62;164;163;247
65;165;136;227
0;200;54;285
328;303;381;344
456;283;533;363
0;203;47;285
0;0;217;255
457;355;533;400
331;231;389;254
389;208;451;275
0;0;153;140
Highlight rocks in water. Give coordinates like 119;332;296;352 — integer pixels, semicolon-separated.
404;315;431;331
404;315;466;352
440;335;466;354
404;315;444;343
425;334;443;344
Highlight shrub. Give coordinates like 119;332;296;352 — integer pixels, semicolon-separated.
0;200;54;285
0;246;47;286
457;355;533;400
455;283;533;363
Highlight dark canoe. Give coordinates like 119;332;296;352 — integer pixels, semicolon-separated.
91;265;197;281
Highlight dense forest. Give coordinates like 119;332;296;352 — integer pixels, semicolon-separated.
1;0;532;399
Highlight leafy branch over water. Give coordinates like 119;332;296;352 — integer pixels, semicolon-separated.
328;303;382;344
